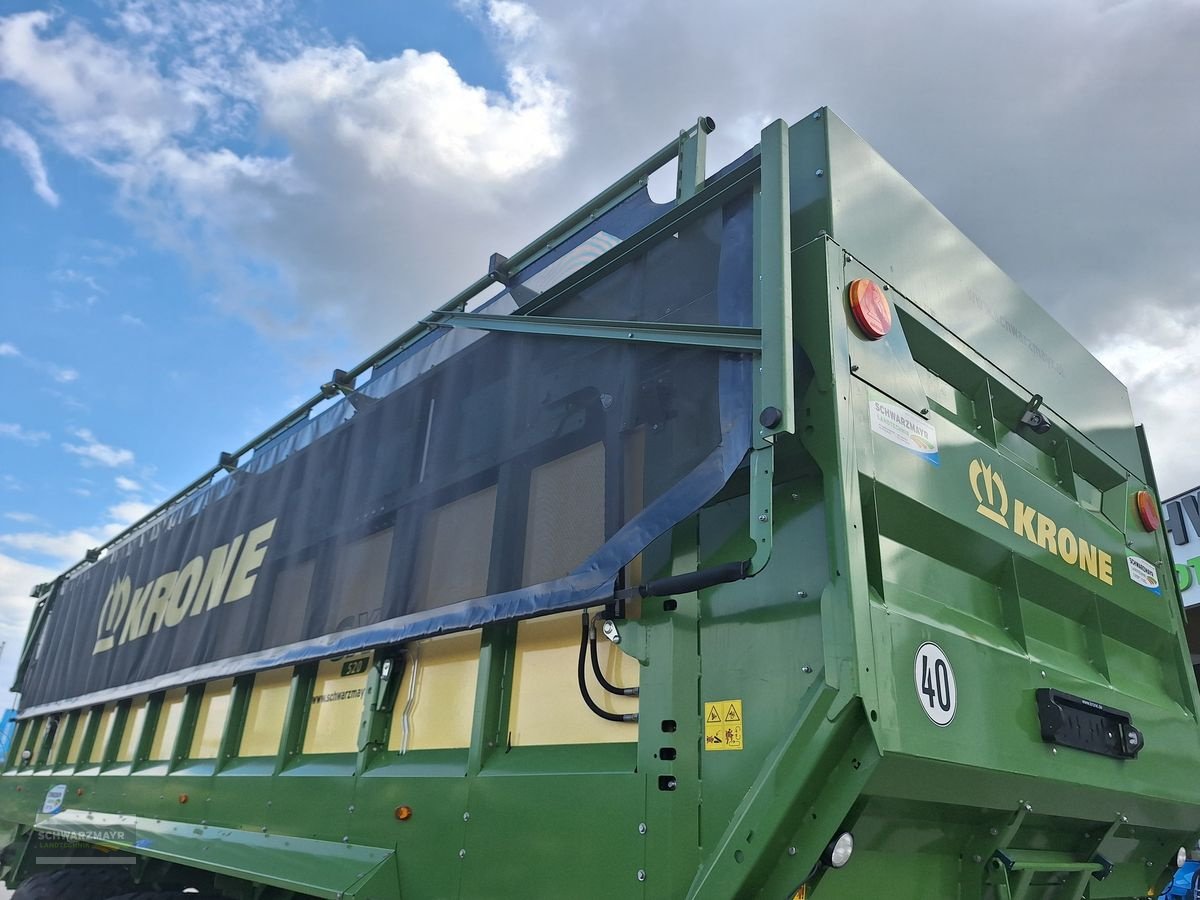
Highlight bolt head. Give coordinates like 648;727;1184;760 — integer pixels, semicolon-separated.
463;811;471;821
788;846;797;856
815;169;824;177
459;849;467;859
758;513;769;523
638;823;647;834
637;869;647;882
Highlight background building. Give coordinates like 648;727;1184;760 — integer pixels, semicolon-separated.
1164;487;1200;681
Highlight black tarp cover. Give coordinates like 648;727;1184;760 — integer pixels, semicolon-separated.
20;189;755;714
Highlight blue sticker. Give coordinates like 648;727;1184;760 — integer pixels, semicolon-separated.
41;784;66;815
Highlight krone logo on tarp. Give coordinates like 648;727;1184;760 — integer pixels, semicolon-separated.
967;459;1112;586
93;518;278;655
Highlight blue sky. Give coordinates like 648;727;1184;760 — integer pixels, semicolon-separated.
1;0;1199;698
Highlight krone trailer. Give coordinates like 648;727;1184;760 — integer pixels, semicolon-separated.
1;110;1198;900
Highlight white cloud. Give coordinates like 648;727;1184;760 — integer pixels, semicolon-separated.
119;313;144;326
255;46;565;185
486;1;539;42
1;0;1198;494
0;529;104;565
2;512;39;524
0;10;193;159
0;552;50;690
0;497;154;569
114;475;141;492
62;428;134;467
0;423;48;444
50;268;105;294
1096;309;1200;497
106;500;154;527
0;117;59;206
0;341;81;384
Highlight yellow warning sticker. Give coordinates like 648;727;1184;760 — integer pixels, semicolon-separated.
704;699;743;751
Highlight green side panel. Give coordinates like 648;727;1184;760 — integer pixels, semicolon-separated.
32;809;398;899
816;110;1144;479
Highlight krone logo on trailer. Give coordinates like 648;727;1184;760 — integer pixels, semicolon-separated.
967;459;1112;587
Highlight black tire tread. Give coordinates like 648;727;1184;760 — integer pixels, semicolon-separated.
12;866;134;900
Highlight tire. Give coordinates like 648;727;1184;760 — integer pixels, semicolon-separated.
12;867;134;900
104;895;225;900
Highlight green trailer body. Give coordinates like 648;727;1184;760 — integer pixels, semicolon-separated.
1;109;1198;900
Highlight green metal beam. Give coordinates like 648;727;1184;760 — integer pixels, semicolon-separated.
426;311;762;353
755;118;795;440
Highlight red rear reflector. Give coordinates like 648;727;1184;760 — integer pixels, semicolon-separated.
1135;490;1160;532
848;279;892;340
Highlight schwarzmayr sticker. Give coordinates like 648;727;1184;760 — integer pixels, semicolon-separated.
869;399;939;466
1126;555;1161;595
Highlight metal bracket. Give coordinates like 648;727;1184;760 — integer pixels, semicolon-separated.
982;803;1113;900
427;310;762;353
1019;394;1052;434
677;116;715;202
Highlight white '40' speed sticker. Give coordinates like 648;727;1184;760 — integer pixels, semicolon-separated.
914;642;957;726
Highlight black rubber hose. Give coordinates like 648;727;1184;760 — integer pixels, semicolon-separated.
589;615;639;697
578;612;638;723
637;560;748;598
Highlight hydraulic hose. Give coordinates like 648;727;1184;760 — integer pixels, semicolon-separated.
589;614;638;697
578;612;638;723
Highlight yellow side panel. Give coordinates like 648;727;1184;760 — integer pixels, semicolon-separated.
65;709;94;764
149;688;187;760
89;704;118;764
28;718;46;764
47;713;72;766
240;668;293;757
388;632;480;752
414;486;496;610
115;697;149;762
302;655;370;755
189;679;234;759
522;443;606;584
508;611;638;746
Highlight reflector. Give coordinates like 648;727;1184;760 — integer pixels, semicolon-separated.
1135;490;1160;532
848;279;892;339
